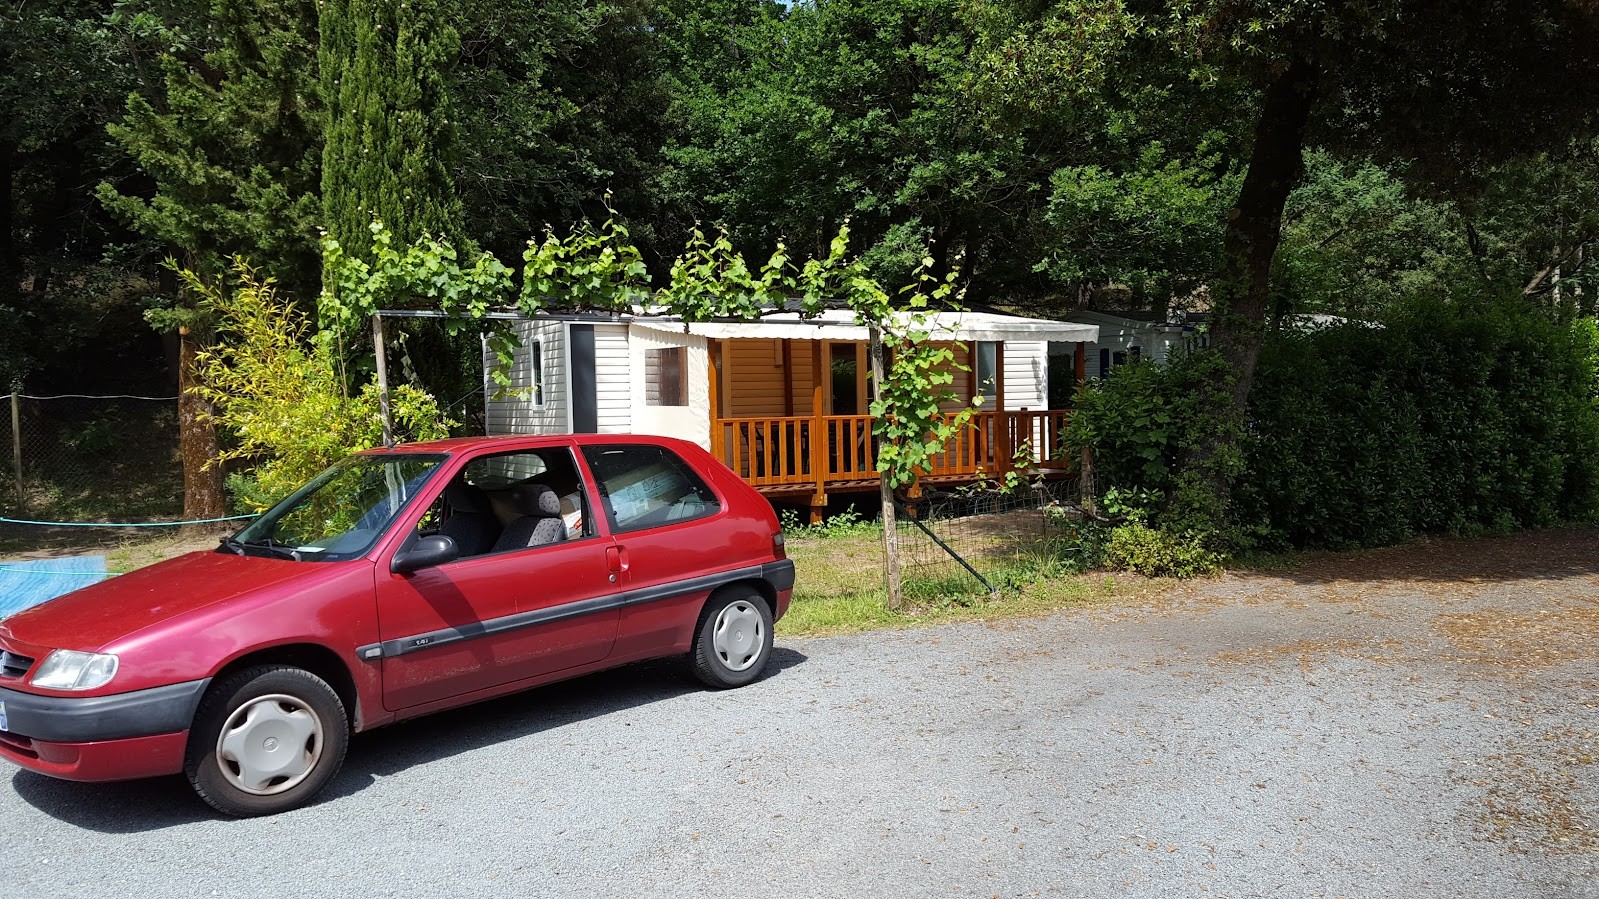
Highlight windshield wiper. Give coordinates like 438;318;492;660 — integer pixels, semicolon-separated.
218;534;246;556
237;537;304;561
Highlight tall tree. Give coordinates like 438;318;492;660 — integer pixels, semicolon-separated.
99;0;323;296
984;0;1599;523
319;0;462;263
656;0;1240;306
99;0;324;526
658;0;1099;292
451;0;672;264
2;0;136;386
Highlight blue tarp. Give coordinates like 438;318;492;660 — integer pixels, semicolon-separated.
0;556;107;616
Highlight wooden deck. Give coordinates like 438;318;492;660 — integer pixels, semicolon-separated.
711;410;1072;512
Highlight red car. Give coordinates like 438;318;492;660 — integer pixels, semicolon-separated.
0;434;793;816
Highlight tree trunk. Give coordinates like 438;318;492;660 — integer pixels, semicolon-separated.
28;132;86;295
1211;57;1321;412
178;325;226;532
1187;58;1321;517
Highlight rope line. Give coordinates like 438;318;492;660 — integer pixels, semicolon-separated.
0;515;255;528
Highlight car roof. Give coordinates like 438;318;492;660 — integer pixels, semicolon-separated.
357;433;694;456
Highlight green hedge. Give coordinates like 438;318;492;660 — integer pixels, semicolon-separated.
1068;294;1599;552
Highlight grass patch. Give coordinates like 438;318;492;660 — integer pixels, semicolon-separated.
780;528;1162;637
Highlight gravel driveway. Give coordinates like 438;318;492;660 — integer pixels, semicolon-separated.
12;531;1599;899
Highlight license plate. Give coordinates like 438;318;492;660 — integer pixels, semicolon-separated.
0;701;8;732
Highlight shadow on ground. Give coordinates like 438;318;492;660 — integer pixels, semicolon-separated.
1231;527;1599;586
11;647;808;833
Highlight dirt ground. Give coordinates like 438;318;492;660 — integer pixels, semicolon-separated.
0;524;225;570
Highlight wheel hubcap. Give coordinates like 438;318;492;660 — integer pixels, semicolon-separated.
712;601;765;672
216;694;324;795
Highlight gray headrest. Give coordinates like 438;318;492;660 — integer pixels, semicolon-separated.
509;483;561;517
444;480;491;514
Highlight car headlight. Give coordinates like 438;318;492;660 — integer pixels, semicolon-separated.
30;650;119;690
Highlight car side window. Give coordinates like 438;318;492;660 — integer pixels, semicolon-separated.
581;444;721;533
418;448;594;558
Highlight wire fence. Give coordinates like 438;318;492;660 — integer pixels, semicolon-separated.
895;474;1099;602
2;393;183;528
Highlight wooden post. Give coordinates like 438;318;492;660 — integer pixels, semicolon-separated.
1080;444;1096;516
10;391;23;515
809;339;827;523
707;339;723;463
781;340;794;417
1074;341;1087;386
869;324;903;611
372;314;393;448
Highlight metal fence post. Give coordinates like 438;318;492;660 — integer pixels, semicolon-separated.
10;392;23;515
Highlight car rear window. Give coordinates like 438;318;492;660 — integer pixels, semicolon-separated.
581;444;720;533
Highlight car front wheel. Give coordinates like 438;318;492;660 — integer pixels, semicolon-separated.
184;665;350;817
691;590;774;688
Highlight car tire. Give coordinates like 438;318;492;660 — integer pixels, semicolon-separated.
184;665;350;818
691;589;774;689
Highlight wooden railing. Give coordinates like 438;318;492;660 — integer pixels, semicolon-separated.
712;410;1072;492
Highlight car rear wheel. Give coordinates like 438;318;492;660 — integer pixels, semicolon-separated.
184;665;349;817
691;590;774;688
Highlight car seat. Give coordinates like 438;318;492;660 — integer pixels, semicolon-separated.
439;480;501;557
490;483;567;553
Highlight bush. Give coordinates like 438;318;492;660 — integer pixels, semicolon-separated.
1063;350;1242;542
1068;289;1599;557
1236;294;1599;548
1102;523;1221;578
183;260;453;510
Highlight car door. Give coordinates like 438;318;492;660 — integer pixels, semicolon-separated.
578;442;731;658
373;445;620;711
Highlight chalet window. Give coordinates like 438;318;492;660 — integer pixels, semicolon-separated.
975;341;999;399
528;339;543;405
646;346;687;406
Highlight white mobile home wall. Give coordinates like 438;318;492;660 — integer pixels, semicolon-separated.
483;319;632;437
1060;311;1185;379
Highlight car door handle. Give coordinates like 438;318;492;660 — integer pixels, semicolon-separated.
606;545;629;575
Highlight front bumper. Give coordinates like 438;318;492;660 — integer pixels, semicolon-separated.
0;730;190;782
0;678;209;782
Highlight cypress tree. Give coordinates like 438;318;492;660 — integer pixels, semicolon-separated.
99;0;323;296
98;0;324;523
319;0;462;268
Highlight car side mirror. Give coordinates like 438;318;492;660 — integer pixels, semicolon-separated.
391;535;460;574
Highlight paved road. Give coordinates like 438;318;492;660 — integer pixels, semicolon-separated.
12;551;1598;899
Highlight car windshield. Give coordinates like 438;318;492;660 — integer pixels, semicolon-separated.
230;453;447;561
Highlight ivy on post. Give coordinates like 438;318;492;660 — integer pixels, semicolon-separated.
867;322;902;607
801;228;972;610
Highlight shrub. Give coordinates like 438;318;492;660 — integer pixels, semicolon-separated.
1063;350;1241;540
1102;523;1221;577
1236;294;1599;548
1068;289;1599;557
182;260;452;510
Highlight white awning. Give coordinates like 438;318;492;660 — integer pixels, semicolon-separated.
629;309;1098;344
